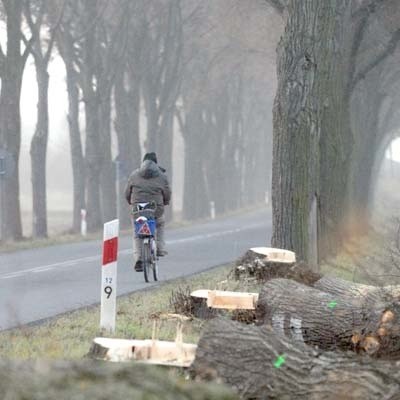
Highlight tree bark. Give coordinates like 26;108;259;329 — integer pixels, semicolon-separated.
314;276;400;304
272;0;353;262
256;278;400;358
191;318;400;400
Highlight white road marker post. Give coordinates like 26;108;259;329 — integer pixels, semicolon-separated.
80;209;87;237
100;219;119;333
210;201;216;220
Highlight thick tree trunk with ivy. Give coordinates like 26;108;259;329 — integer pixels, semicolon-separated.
272;0;353;263
192;318;400;400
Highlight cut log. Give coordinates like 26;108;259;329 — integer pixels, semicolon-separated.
88;337;197;367
314;276;400;304
191;290;258;310
256;278;400;358
191;318;400;400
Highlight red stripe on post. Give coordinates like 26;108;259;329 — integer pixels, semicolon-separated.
103;237;118;265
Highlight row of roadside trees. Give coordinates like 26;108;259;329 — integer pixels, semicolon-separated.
0;0;282;240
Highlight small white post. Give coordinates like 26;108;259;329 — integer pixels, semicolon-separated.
100;219;119;333
210;201;216;220
80;209;87;237
265;191;269;205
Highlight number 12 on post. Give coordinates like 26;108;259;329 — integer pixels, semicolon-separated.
100;219;119;333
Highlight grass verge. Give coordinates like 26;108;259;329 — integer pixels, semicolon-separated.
0;264;261;359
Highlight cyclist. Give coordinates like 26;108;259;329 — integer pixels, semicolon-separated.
124;152;171;271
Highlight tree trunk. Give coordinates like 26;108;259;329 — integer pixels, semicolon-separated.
272;0;353;262
157;110;174;222
191;318;400;399
99;90;116;223
0;0;24;240
114;69;141;228
56;25;86;234
65;63;85;233
84;92;103;232
256;278;400;358
30;67;49;238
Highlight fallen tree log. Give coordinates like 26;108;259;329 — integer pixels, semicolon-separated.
191;318;400;400
236;252;400;304
314;276;400;304
256;278;400;358
0;360;237;399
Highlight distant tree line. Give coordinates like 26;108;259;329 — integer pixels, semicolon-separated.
0;0;281;240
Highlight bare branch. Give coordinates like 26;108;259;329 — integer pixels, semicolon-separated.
265;0;286;15
350;28;400;92
352;0;389;19
347;0;388;94
44;0;67;65
21;31;35;66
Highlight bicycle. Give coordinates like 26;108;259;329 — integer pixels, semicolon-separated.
132;202;159;283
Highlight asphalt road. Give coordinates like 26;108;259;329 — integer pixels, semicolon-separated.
0;207;272;330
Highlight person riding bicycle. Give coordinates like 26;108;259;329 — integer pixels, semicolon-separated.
124;152;171;271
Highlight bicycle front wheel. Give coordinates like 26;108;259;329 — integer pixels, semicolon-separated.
151;238;158;281
142;241;151;283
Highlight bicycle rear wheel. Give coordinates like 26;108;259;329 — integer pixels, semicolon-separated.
142;241;151;283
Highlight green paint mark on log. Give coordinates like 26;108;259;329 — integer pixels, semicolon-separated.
328;300;337;309
273;354;286;368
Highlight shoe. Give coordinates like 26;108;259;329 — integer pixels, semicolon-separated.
134;260;143;272
157;249;168;257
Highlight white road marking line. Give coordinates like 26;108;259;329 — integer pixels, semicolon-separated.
0;272;24;279
0;255;100;279
32;267;53;273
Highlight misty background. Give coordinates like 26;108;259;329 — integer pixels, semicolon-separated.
1;0;400;240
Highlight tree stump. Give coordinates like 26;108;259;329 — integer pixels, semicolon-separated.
256;278;400;358
191;318;400;400
234;248;323;284
234;247;297;282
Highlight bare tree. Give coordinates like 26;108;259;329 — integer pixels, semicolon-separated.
22;0;65;238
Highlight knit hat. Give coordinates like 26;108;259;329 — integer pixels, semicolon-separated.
143;152;157;164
